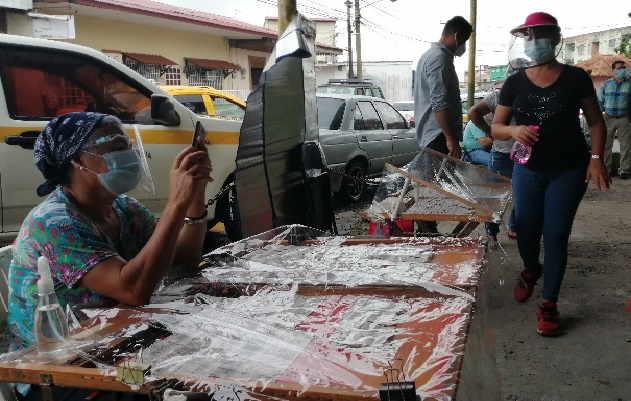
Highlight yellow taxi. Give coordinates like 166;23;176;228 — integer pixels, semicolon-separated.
160;85;246;119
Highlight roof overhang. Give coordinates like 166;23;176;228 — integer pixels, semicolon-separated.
122;52;176;65
186;58;240;71
34;0;343;55
34;0;278;40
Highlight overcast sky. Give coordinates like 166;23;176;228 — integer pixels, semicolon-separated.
156;0;631;75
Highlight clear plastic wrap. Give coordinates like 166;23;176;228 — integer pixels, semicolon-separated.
365;148;512;225
0;224;500;400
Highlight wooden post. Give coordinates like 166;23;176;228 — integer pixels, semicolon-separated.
466;0;477;111
346;0;354;78
277;0;297;38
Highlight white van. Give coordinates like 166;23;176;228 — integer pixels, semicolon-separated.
0;35;240;239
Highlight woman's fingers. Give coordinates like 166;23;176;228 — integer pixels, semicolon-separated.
172;146;197;169
179;150;212;172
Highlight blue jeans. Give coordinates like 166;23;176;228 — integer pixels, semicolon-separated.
464;149;491;166
512;164;587;302
485;151;516;236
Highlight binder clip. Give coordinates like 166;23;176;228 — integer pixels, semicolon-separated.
379;359;416;401
117;344;151;386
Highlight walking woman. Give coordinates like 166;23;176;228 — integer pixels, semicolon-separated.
491;12;610;336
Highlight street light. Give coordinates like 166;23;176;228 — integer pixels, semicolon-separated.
354;0;396;80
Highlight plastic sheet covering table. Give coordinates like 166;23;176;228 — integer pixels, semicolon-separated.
0;226;499;401
362;148;512;236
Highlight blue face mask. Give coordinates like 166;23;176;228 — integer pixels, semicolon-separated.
524;38;555;62
616;69;627;79
80;149;142;196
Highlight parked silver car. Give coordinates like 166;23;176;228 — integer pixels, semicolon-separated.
392;100;415;127
317;93;420;202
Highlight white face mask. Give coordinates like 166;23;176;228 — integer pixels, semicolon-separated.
454;42;466;57
454;34;466;57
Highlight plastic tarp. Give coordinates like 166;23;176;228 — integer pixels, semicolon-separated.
0;225;501;401
364;147;513;225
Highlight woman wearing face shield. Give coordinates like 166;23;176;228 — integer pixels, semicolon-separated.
491;12;610;336
7;112;213;352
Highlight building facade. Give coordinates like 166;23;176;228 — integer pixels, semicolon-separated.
0;0;341;95
316;61;414;103
462;65;491;92
563;26;631;64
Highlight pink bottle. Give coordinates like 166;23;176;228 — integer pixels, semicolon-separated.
510;125;540;165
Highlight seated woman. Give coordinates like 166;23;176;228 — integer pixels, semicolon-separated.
8;112;213;352
462;119;493;166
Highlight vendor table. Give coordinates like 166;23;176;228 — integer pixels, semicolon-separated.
0;234;499;401
362;157;512;237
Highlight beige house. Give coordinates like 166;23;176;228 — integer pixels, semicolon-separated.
0;0;341;93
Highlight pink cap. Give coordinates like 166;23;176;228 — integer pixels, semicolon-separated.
510;12;560;35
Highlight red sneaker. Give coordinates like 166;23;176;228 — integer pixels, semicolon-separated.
537;301;561;336
513;264;543;303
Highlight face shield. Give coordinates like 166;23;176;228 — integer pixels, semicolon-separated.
128;125;156;197
508;26;563;69
80;126;156;197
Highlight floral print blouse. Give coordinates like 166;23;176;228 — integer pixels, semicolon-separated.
7;187;156;351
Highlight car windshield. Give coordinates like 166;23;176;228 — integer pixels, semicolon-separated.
316;97;346;130
393;102;414;111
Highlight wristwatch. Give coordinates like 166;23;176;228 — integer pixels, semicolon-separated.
591;154;601;159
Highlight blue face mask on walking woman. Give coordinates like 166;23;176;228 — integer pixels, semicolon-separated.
524;38;555;62
79;149;142;196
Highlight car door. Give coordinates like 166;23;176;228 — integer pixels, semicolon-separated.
316;96;360;172
0;43;195;234
354;101;393;175
373;101;420;167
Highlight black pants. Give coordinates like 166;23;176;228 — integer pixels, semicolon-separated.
421;134;450;233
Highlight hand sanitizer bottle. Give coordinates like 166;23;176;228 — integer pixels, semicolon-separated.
510;125;540;165
34;256;70;357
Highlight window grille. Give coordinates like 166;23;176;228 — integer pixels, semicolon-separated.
164;67;181;85
124;58;163;83
188;69;223;89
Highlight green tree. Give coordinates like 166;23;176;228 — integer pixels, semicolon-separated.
614;34;631;57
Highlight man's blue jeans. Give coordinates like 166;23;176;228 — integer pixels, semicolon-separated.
512;163;587;303
464;149;491;166
485;151;516;236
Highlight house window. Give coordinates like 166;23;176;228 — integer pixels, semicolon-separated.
609;38;617;48
164;67;181;85
124;57;163;83
577;44;585;55
188;69;223;89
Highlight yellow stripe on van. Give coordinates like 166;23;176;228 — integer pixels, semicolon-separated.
133;130;240;145
0;127;240;145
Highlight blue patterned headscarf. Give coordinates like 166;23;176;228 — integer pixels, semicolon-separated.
34;112;107;196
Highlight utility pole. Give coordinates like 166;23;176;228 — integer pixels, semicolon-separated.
277;0;297;38
466;0;477;110
354;0;363;80
346;0;354;79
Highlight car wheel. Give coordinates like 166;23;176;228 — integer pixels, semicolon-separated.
341;160;366;203
215;176;242;242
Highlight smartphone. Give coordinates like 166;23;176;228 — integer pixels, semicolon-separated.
191;121;206;150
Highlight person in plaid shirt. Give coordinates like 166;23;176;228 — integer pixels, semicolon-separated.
598;60;631;179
